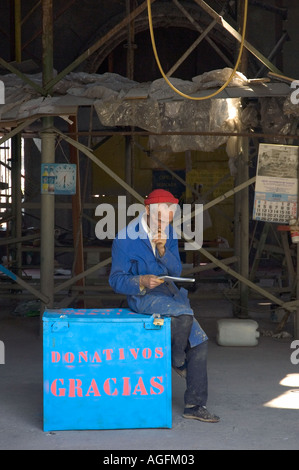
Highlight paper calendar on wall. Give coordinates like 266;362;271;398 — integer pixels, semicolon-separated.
253;144;299;224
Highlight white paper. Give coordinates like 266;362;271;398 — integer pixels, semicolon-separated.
158;276;195;283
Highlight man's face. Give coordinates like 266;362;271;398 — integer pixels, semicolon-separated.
146;203;177;234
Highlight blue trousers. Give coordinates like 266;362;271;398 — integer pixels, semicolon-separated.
170;315;208;407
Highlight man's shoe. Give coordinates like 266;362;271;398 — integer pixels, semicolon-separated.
183;405;220;423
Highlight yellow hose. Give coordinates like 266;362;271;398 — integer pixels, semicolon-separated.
147;0;248;100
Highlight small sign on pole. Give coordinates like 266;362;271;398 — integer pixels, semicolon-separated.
41;164;76;195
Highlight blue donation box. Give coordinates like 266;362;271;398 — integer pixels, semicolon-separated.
43;308;172;431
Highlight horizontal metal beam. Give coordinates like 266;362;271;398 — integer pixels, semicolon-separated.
63;130;299;141
0;233;40;246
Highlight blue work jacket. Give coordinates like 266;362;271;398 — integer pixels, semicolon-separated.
109;213;207;347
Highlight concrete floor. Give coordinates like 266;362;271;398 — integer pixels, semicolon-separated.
0;298;298;451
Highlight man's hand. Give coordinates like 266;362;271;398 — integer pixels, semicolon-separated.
140;274;164;290
152;230;167;257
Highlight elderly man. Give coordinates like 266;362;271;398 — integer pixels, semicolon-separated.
109;189;219;423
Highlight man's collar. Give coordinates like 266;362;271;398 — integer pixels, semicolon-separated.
141;212;153;239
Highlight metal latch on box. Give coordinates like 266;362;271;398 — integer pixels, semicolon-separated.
153;314;164;326
144;314;164;330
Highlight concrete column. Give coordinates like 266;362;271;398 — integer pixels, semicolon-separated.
40;121;55;309
40;0;54;312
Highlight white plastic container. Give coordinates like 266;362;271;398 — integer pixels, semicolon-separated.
216;319;260;346
289;218;299;243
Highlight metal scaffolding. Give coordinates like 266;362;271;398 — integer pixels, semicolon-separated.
0;0;299;338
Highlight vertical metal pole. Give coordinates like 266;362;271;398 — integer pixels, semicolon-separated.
11;134;22;276
234;137;249;318
234;148;241;305
40;0;54;312
239;138;249;317
125;0;136;205
238;0;249;318
235;0;249;317
40;125;55;307
9;1;22;277
275;0;284;71
40;125;55;310
296;244;299;339
42;0;54;91
14;0;22;63
125;137;133;205
296;144;299;339
69;117;85;298
126;0;136;80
